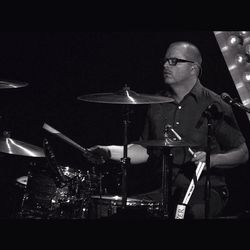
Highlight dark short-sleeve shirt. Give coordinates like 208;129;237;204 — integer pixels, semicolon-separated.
141;81;246;188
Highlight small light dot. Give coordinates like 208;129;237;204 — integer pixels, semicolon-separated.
228;35;242;46
243;72;250;82
235;54;247;65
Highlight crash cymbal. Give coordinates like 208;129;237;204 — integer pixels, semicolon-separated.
0;80;29;89
78;86;173;105
0;137;45;157
133;139;199;148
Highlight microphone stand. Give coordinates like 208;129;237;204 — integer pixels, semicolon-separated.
205;111;213;219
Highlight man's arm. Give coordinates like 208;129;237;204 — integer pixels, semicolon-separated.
88;144;149;165
192;143;249;169
211;142;249;168
107;144;149;164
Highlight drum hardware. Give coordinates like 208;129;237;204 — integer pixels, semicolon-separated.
89;195;160;219
14;85;179;219
41;139;97;219
12;141;94;220
78;85;173;212
48;166;93;219
17;169;37;218
17;162;95;219
42;123;113;216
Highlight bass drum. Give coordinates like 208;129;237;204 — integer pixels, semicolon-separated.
18;163;95;219
88;195;160;219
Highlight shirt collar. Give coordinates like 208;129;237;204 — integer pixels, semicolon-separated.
189;79;203;102
160;79;203;103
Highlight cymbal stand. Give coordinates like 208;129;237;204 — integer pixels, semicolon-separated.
161;127;174;219
17;161;36;218
161;147;173;218
120;105;131;209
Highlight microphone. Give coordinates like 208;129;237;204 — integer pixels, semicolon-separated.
221;93;250;113
221;93;243;108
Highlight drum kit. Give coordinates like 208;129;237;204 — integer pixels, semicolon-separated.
1;81;197;220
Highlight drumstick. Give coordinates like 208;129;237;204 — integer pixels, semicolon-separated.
170;125;206;199
43;123;93;158
182;161;206;204
166;125;196;157
175;161;206;219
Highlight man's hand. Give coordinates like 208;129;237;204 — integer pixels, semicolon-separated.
191;151;206;168
85;145;111;165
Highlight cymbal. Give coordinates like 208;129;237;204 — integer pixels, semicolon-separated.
0;80;29;89
133;139;199;148
0;137;45;157
78;86;173;105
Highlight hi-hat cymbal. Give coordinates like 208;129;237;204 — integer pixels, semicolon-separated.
0;137;45;157
0;80;29;89
78;86;173;105
133;139;199;148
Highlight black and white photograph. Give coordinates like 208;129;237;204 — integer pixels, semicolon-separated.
0;31;250;222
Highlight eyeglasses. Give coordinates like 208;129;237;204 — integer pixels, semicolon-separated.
163;57;195;66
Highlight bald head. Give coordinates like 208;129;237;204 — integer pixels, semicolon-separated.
167;41;202;66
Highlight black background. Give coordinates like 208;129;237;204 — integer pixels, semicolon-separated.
0;31;249;218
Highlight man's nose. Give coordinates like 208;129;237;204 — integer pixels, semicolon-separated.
163;61;168;67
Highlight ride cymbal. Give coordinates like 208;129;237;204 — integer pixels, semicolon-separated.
78;86;173;105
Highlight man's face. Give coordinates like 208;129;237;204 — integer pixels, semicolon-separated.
163;45;194;85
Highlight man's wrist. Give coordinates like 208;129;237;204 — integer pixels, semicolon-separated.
210;154;219;168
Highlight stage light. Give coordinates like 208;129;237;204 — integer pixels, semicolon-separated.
235;53;248;65
239;31;249;37
227;35;243;47
242;71;250;82
214;31;250;121
245;44;250;56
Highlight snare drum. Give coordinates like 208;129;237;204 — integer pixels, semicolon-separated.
88;195;160;219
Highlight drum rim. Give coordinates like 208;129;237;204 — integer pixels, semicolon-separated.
90;195;158;204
